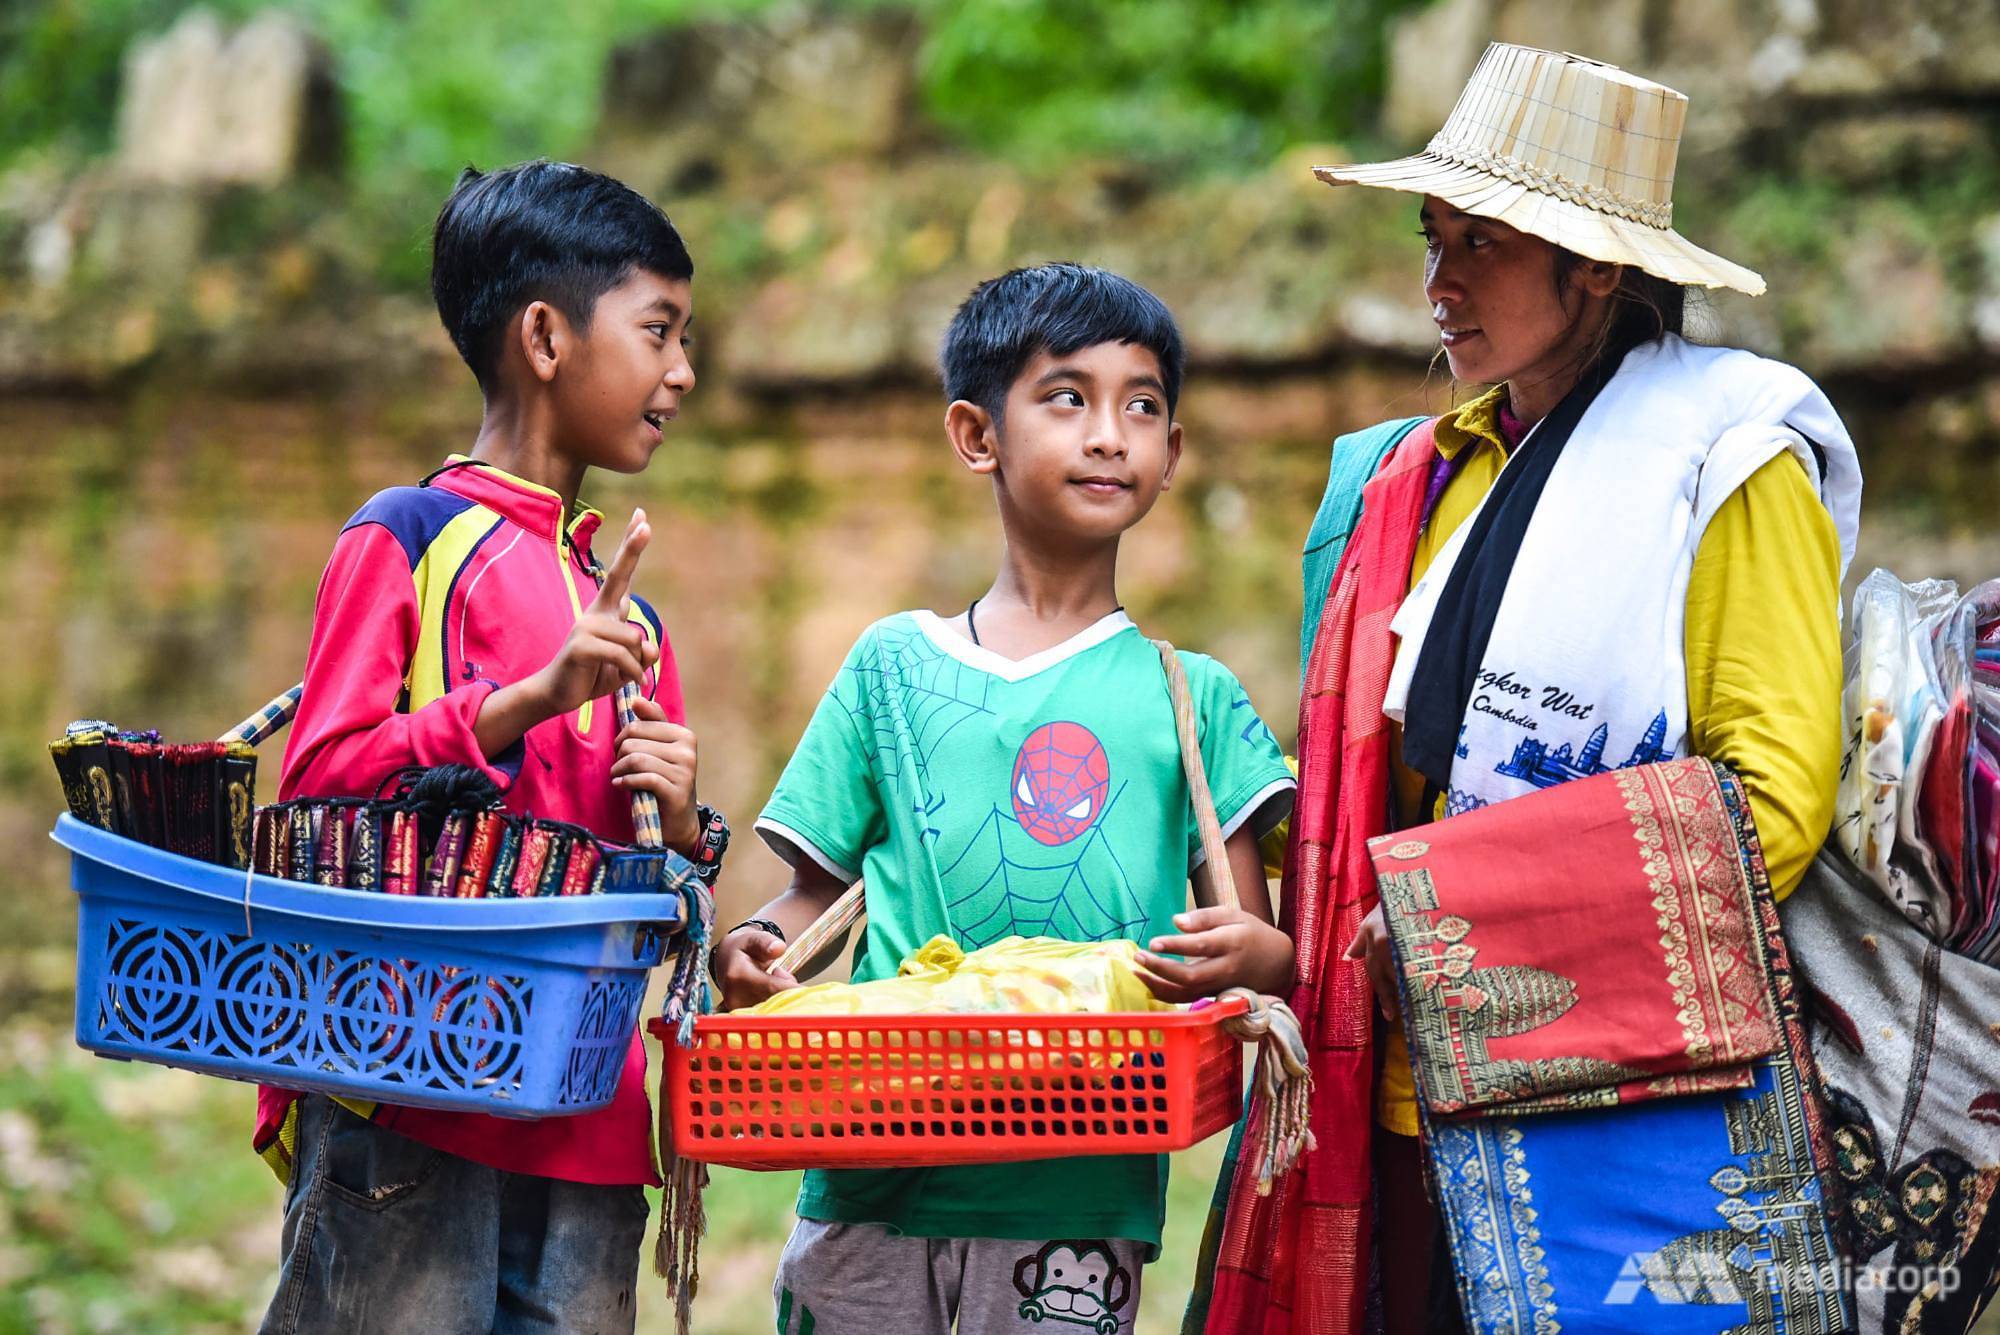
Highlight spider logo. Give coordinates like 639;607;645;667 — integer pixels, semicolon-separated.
1011;722;1111;846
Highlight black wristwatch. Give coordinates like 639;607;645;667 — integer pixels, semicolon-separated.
688;803;730;887
707;917;787;985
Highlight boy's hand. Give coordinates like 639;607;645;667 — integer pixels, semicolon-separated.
1343;902;1400;1022
527;509;659;718
613;694;700;852
712;928;799;1012
1135;905;1295;1004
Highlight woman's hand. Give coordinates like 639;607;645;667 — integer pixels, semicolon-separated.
612;694;700;853
710;927;800;1012
1135;906;1295;1003
1344;902;1400;1021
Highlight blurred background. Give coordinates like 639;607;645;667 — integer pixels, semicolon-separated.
1;1;1996;1330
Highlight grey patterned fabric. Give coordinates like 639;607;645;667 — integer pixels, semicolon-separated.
1782;853;2000;1334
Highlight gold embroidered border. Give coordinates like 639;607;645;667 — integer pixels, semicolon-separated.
1619;764;1711;1064
1499;1123;1560;1333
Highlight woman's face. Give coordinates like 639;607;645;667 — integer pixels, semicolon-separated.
1419;195;1614;399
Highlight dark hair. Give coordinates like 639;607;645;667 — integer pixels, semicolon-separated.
940;262;1186;421
431;159;694;390
1553;249;1687;371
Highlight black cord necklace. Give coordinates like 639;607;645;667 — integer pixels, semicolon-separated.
964;598;1124;648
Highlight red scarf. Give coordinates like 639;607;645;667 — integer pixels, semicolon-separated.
1203;421;1437;1334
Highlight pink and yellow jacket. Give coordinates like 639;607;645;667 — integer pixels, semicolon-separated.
253;457;682;1187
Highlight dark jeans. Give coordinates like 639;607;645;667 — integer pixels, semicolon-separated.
261;1096;650;1334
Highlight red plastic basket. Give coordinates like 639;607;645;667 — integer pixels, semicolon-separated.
652;997;1247;1170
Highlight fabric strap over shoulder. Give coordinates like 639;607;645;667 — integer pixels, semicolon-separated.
1299;416;1428;676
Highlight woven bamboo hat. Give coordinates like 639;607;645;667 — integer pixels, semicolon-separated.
1316;43;1764;296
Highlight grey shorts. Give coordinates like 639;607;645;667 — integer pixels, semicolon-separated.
774;1219;1147;1335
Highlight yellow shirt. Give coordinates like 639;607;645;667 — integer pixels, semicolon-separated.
1372;384;1843;1135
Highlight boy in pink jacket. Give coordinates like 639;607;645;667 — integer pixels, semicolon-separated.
257;160;706;1334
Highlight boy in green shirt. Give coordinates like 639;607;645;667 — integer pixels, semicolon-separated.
713;263;1296;1334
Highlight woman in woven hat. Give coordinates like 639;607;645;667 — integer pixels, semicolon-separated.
1188;44;1865;1334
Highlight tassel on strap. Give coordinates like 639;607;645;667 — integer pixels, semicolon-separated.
655;1132;708;1335
1217;987;1316;1194
651;874;716;1335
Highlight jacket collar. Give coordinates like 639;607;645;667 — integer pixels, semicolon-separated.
430;455;605;557
1433;383;1511;462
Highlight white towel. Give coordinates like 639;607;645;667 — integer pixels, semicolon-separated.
1382;335;1861;813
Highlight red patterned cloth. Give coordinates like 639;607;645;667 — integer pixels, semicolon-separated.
1365;757;1782;1119
1202;421;1438;1334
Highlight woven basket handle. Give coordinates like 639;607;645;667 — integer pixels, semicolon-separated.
222;680;664;848
771;637;1233;975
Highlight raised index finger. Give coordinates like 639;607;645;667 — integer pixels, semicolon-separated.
590;509;650;613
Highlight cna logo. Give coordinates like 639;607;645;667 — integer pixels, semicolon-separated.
1601;1252;1745;1306
1603;1254;1961;1305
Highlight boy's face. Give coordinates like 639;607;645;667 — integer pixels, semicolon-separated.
547;269;696;474
966;340;1183;548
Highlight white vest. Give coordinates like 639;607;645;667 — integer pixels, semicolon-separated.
1383;335;1862;813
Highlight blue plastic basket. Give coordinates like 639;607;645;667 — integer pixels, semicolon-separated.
55;813;685;1117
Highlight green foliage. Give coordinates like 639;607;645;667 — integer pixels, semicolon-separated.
0;1033;279;1331
914;0;1429;168
0;0;262;158
1;0;1428;229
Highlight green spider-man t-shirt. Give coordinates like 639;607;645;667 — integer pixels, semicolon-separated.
756;609;1295;1247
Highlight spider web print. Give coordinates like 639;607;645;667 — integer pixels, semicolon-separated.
841;623;996;842
939;784;1149;948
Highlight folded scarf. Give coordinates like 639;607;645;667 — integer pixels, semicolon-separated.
1369;756;1780;1117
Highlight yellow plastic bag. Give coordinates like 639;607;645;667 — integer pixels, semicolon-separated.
741;934;1171;1017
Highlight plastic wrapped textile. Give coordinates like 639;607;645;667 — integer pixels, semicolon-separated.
512;824;554;899
740;935;1173;1018
454;812;505;898
559;838;600;897
348;808;381;891
217;743;256;870
164;742;226;863
421;812;468;897
535;827;575;899
107;728;162;839
48;724;251;869
1782;851;2000;1334
486;820;522;898
106;741;138;839
251;806;279;876
1834;571;2000;960
49;725;116;830
128;742;168;848
381;809;417;895
286;805;316;883
311;804;350;887
1835;570;1957;935
266;805;293;878
598;847;666;895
